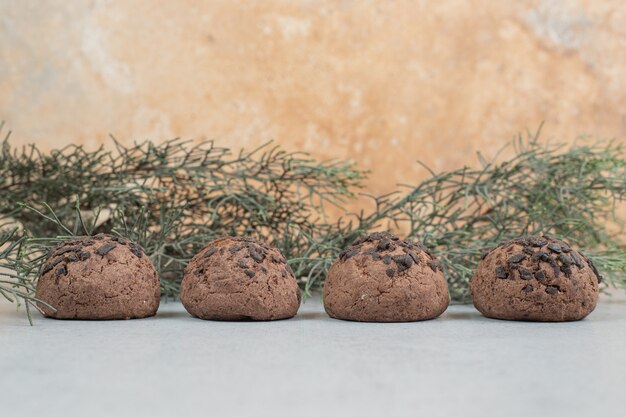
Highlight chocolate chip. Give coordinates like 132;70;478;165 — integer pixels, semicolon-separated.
377;239;392;251
407;250;420;264
547;243;562;253
585;256;602;283
545;285;559;295
271;254;284;264
118;239;127;245
362;248;377;257
81;240;94;247
393;254;413;273
369;232;388;241
509;253;526;264
249;249;265;263
95;243;116;256
93;235;104;240
581;254;602;284
495;266;508;279
194;267;204;277
523;247;534;255
55;265;67;278
67;254;79;263
561;264;572;278
383;255;392;265
238;259;249;269
244;270;255;278
261;266;268;274
229;244;244;254
340;247;360;260
558;253;572;265
428;259;440;272
548;258;560;277
518;268;533;280
385;268;395;278
530;237;548;247
203;247;218;258
41;256;64;275
41;263;53;275
534;270;546;282
129;243;143;258
539;252;551;262
570;252;583;268
110;236;119;242
522;284;533;293
379;238;391;246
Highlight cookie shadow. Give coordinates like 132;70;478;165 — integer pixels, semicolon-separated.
156;311;190;319
296;311;327;320
443;310;482;320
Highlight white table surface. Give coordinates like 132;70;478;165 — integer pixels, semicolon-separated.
1;297;625;417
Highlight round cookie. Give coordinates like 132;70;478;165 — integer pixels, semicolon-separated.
180;237;300;321
471;235;600;321
323;232;449;322
36;234;160;320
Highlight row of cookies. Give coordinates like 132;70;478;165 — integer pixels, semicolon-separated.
35;232;600;322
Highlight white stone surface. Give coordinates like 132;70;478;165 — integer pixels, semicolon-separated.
1;299;625;417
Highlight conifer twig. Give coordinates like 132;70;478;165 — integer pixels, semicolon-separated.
1;125;626;320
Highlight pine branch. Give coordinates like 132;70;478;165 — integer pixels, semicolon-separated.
1;124;626;316
293;132;626;301
0;131;366;300
0;224;54;324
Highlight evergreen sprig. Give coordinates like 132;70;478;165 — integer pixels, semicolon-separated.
1;123;626;322
286;131;626;300
0;224;55;324
0;122;366;305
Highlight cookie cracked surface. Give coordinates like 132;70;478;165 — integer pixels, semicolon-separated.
323;232;449;322
180;236;300;321
470;235;600;321
36;234;160;320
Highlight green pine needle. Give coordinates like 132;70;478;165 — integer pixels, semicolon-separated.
1;124;626;322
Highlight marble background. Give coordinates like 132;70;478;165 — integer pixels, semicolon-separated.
1;0;625;200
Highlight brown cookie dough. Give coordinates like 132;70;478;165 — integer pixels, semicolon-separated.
323;232;449;322
36;234;160;320
180;237;300;321
471;235;600;321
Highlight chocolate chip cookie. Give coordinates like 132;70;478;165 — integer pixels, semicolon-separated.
36;234;160;319
180;236;300;320
471;235;600;321
323;232;449;322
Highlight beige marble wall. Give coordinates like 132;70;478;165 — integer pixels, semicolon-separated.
1;0;625;200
